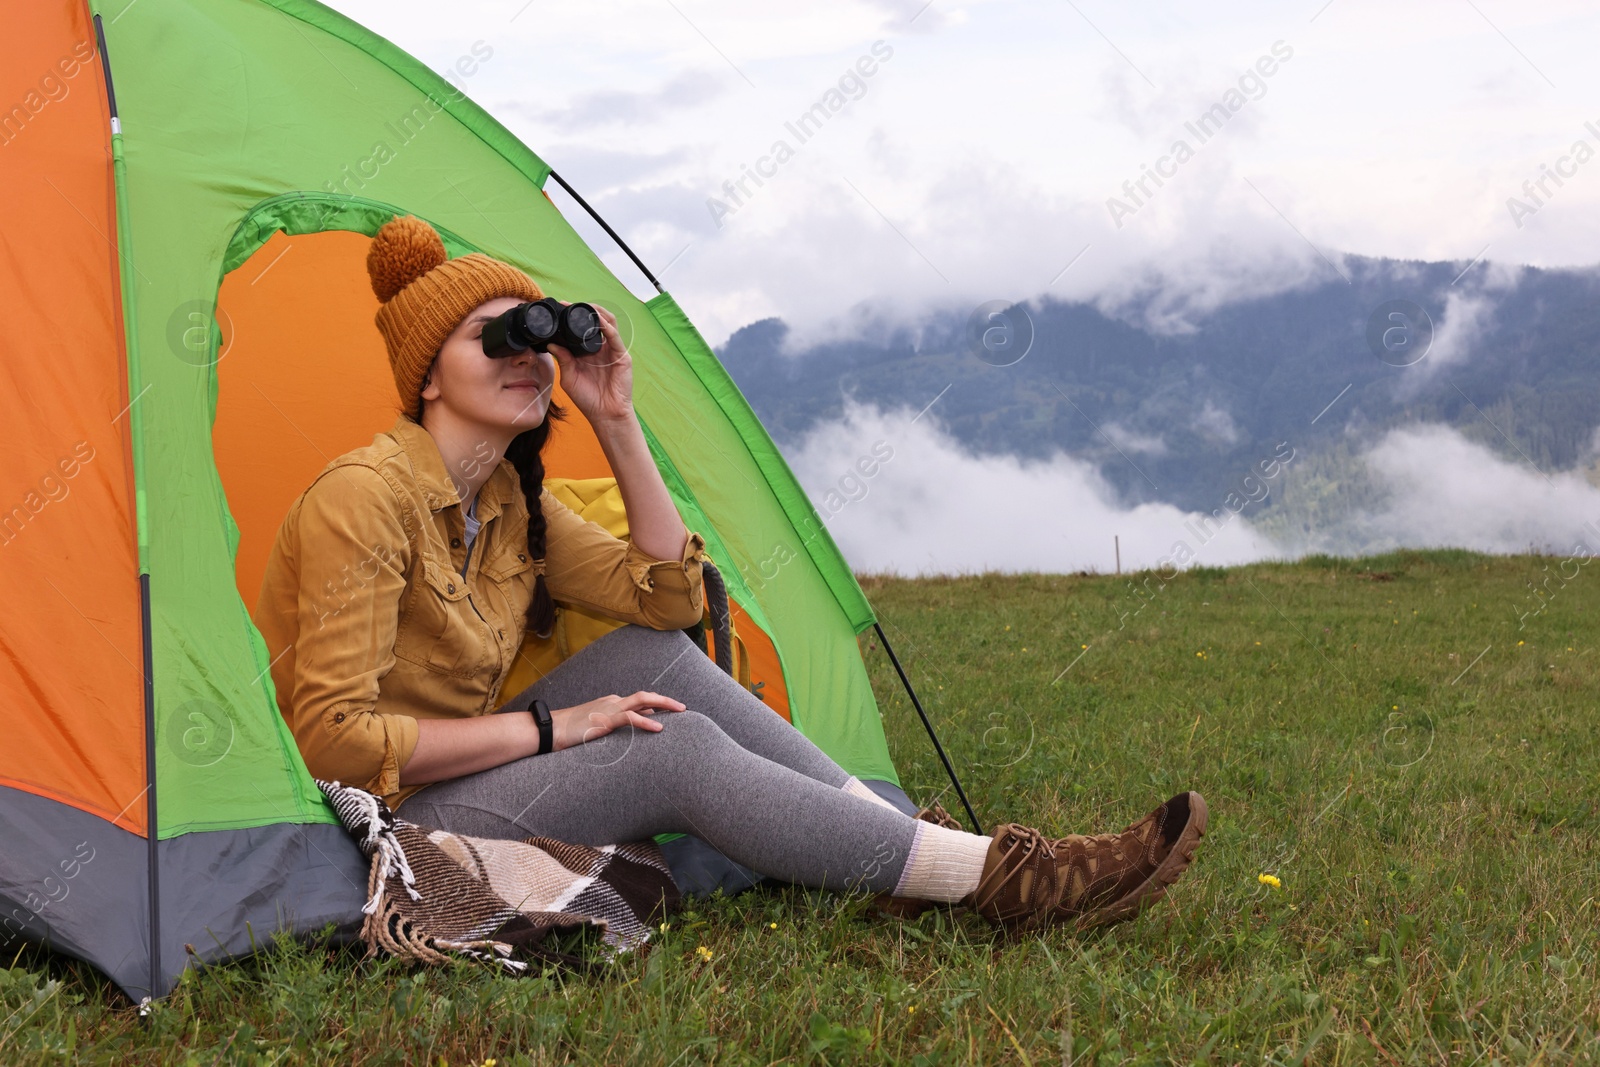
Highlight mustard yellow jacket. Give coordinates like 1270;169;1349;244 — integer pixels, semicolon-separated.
252;413;708;811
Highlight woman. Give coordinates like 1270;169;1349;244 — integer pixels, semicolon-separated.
252;214;1208;933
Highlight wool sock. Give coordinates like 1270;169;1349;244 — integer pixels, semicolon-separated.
841;775;903;813
890;821;993;903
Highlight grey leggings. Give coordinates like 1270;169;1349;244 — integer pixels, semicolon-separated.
399;624;921;895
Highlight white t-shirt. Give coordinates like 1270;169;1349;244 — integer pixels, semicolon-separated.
461;496;480;577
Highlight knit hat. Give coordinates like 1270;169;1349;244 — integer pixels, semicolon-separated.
366;214;545;420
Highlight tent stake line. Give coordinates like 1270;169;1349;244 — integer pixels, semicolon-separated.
546;170;664;295
872;622;982;836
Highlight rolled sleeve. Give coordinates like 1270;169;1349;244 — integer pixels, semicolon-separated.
622;529;710;627
282;465;418;797
542;488;709;630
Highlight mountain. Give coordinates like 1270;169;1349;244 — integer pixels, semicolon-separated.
715;255;1600;552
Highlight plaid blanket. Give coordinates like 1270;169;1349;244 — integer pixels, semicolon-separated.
317;780;680;975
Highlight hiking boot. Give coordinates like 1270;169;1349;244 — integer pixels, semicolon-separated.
866;802;968;920
957;823;1063;931
1051;791;1208;929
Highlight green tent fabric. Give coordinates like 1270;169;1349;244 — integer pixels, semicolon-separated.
0;0;917;1002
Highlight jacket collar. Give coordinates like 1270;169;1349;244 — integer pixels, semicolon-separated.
385;413;521;520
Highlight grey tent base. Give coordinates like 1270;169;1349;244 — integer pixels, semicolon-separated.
658;777;916;898
0;785;368;1004
1;777;914;1001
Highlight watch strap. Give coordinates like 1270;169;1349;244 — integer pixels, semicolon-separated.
532;698;553;756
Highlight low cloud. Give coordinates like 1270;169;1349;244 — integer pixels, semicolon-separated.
1391;263;1525;396
1353;425;1600;555
1269;424;1600;558
1192;400;1241;445
787;411;1600;576
1427;292;1492;370
1102;422;1168;457
784;399;1278;576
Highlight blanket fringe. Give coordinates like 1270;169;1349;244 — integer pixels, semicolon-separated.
317;778;670;979
316;778;420;915
359;894;599;976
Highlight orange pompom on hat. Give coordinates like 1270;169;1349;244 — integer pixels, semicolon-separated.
366;214;545;419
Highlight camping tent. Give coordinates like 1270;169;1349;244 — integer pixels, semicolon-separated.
0;0;923;1002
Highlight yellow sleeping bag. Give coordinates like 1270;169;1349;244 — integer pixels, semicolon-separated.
495;477;753;707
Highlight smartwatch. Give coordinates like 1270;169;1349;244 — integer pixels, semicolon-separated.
531;698;554;756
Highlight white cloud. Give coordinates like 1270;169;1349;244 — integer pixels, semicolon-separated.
1192;400;1241;445
1269;425;1600;557
1354;425;1600;555
320;0;1600;347
1390;261;1526;394
1424;291;1493;370
522;71;729;132
1102;422;1169;456
789;412;1600;576
786;399;1279;576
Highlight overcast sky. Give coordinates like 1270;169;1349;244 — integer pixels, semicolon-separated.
319;0;1600;573
323;0;1600;347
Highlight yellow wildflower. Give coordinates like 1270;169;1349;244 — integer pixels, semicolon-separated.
696;945;713;962
908;1004;917;1014
769;922;778;929
1258;873;1281;889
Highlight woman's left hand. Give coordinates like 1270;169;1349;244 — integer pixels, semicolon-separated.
548;303;634;426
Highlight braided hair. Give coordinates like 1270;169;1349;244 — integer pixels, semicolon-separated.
505;401;567;639
418;366;568;640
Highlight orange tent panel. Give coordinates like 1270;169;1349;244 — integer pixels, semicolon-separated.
0;2;144;833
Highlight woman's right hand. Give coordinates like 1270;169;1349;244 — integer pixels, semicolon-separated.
551;691;687;753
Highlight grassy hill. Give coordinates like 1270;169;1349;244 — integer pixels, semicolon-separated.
4;550;1596;1063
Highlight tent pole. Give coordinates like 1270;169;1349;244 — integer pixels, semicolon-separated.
138;573;161;1000
95;9;161;1003
92;11;120;131
871;622;982;836
546;170;664;294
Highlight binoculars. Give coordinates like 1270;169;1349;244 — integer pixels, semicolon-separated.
481;298;605;359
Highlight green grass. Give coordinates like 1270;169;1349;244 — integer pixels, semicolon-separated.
4;549;1597;1064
